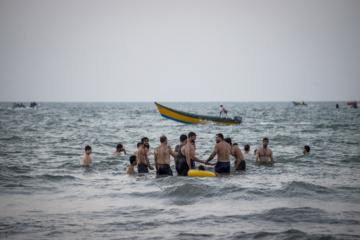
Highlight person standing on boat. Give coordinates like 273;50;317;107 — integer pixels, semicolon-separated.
205;133;232;174
154;135;177;176
219;104;228;119
255;138;274;164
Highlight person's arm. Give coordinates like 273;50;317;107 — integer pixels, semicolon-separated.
270;150;274;163
190;151;204;164
173;147;177;166
184;147;192;170
255;150;259;163
205;146;217;164
144;151;154;170
122;148;127;155
154;149;158;174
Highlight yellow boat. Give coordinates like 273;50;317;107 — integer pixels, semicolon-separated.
154;102;242;125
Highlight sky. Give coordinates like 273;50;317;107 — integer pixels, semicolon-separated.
0;0;359;102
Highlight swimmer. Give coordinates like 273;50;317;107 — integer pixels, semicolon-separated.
255;138;274;164
126;155;137;174
205;133;232;174
303;145;310;154
83;145;92;166
198;165;219;176
225;138;246;170
136;142;154;173
174;134;187;175
180;132;206;176
244;144;251;155
154;135;177;176
113;144;127;155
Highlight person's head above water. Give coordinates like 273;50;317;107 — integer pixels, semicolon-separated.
262;138;269;148
180;134;187;143
303;145;310;154
244;144;250;151
129;155;137;165
216;133;224;143
137;142;142;148
224;137;232;145
116;144;123;150
160;135;167;143
198;165;206;171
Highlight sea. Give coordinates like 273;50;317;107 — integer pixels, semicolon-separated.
0;102;359;240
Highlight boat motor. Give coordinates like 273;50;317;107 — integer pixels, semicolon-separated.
233;116;242;124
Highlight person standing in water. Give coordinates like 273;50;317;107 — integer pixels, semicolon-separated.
225;138;246;170
126;155;137;174
303;145;310;154
244;144;251;155
205;133;231;174
113;144;127;155
136;142;154;173
180;132;206;176
255;138;274;164
154;135;177;176
83;145;92;166
174;134;187;175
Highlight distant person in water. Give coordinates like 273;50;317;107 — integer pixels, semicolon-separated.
198;165;219;176
113;144;126;155
154;135;177;176
205;133;232;174
244;144;251;155
83;145;92;166
336;104;339;109
255;138;274;164
126;155;137;174
136;142;154;173
174;134;187;175
133;142;142;155
225;138;246;170
303;145;310;154
219;104;228;119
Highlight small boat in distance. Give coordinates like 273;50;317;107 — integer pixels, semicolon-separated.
347;101;358;108
154;102;242;125
292;101;307;106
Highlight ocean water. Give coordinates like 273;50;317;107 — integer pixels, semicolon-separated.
0;102;359;240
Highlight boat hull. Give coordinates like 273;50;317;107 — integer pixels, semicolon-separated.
154;102;240;125
292;101;307;106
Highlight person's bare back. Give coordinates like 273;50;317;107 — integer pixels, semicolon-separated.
154;145;177;165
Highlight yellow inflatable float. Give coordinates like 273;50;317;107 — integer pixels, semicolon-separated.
187;170;216;177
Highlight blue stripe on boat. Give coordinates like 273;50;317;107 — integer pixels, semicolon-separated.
160;114;195;124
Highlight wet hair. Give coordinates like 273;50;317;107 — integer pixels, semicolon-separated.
233;143;238;146
141;137;149;144
244;144;250;151
224;138;232;145
188;132;196;138
129;155;137;165
180;134;187;142
137;142;142;148
85;145;91;151
198;165;206;171
216;133;224;140
116;144;123;150
160;135;167;143
263;137;269;142
254;149;257;154
304;145;310;153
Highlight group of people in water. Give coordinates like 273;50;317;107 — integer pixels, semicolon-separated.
82;132;309;176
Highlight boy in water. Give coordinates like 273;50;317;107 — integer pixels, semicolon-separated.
83;145;92;166
114;144;127;155
126;155;138;174
303;145;310;154
244;144;251;155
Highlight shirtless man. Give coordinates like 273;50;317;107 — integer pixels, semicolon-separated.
113;144;127;155
141;137;152;156
180;132;206;176
255;138;274;164
83;145;92;166
225;138;246;170
205;133;232;174
136;142;154;173
174;134;187;175
154;135;177;176
126;155;137;174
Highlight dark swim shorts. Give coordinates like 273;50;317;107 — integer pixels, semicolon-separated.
158;164;173;176
235;160;246;170
177;161;190;176
137;163;149;173
215;161;230;174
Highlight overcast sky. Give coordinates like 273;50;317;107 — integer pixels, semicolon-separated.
0;0;359;102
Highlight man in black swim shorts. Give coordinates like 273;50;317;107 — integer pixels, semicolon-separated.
154;135;177;176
